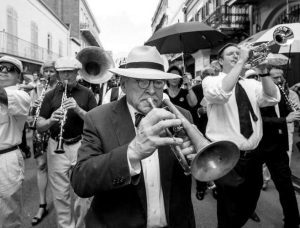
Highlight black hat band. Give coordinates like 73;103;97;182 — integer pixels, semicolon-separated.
125;62;164;71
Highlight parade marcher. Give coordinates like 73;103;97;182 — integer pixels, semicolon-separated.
210;60;222;75
202;43;280;228
102;84;125;104
257;66;300;228
0;56;31;227
164;65;198;111
31;60;59;226
77;78;101;105
71;46;197;228
37;57;97;228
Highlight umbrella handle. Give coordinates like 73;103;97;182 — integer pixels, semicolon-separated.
181;52;186;74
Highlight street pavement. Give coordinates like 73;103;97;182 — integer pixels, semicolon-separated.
21;131;300;228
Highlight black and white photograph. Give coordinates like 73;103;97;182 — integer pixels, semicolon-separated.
0;0;300;227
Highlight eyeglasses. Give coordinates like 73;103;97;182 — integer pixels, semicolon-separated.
0;65;20;73
135;79;165;89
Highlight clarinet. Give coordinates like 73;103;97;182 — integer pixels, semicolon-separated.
277;84;300;112
54;80;68;154
29;78;50;130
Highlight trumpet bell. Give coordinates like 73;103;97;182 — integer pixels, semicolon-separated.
76;46;114;84
273;26;294;46
191;141;240;182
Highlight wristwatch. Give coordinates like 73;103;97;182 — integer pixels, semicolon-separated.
259;73;270;77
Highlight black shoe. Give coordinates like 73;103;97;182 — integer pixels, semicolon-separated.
262;180;269;191
196;190;206;200
250;212;260;223
32;204;48;226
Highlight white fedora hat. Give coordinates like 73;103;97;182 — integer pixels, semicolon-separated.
109;46;181;80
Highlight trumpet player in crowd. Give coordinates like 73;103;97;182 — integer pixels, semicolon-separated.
71;46;198;228
0;56;31;227
36;57;97;228
202;43;280;228
30;60;59;226
257;66;300;228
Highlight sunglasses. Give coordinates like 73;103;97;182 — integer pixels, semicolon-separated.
0;65;20;73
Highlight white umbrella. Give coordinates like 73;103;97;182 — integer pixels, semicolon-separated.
266;53;289;66
240;23;300;54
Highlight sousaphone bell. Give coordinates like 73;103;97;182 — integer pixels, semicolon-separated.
76;46;114;84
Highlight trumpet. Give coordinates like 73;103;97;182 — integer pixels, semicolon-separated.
29;78;50;130
147;98;240;182
54;80;68;154
278;84;300;112
246;26;294;67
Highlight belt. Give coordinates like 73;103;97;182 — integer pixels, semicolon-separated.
0;145;19;155
51;135;82;145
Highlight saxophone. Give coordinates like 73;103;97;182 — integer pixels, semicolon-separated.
54;80;68;154
277;84;300;112
29;78;50;130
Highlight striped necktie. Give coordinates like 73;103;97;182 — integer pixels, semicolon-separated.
134;112;145;128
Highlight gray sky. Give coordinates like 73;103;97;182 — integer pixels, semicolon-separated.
88;0;160;60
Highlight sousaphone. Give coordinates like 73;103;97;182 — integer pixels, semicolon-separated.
76;46;114;84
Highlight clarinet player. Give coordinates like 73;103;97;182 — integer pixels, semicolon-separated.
258;67;300;228
36;57;97;228
31;60;59;226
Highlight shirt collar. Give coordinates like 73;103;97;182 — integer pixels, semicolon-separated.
127;102;138;126
5;85;18;91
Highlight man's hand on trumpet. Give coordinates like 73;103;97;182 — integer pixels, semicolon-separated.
180;135;196;161
127;108;196;164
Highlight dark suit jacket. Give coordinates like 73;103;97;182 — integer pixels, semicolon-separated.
259;90;290;154
71;96;196;228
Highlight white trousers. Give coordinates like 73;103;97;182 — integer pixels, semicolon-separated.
47;138;90;228
0;149;24;228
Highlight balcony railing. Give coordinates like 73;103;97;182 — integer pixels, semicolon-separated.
80;22;100;47
274;3;300;25
0;31;60;63
205;5;249;30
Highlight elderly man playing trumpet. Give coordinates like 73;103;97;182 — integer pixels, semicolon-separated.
71;46;198;228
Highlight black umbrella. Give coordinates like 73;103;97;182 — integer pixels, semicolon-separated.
145;21;228;54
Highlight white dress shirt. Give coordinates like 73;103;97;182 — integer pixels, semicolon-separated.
202;72;280;150
102;87;125;104
127;103;167;228
0;86;31;150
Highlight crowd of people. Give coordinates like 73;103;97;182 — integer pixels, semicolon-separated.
0;42;300;228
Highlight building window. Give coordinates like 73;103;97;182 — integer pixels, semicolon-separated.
6;6;18;54
59;40;63;57
206;2;209;15
47;33;52;53
31;21;38;59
